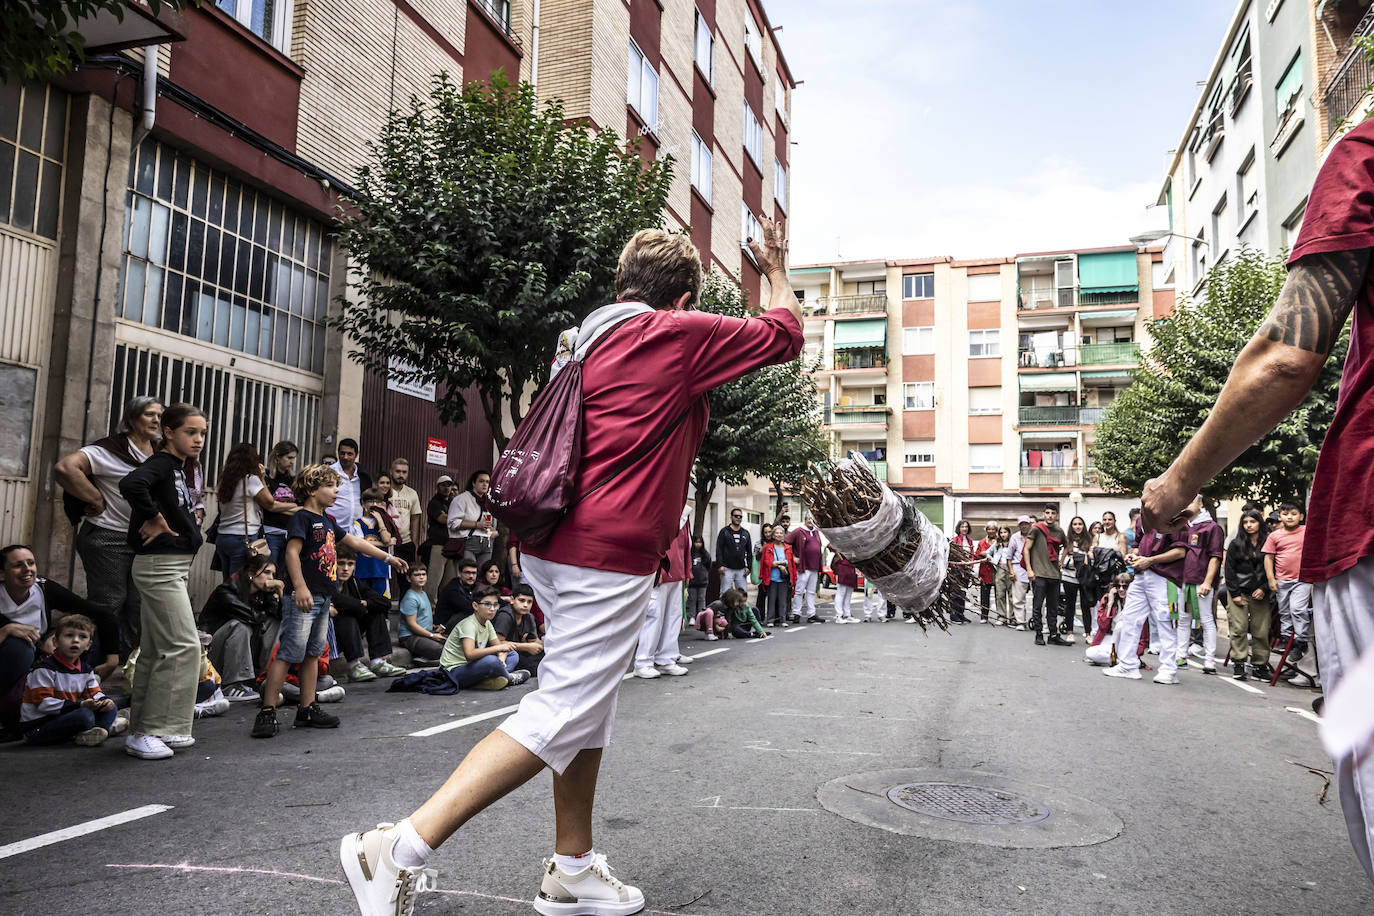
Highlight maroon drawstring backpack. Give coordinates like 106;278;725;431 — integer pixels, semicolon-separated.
490;318;689;548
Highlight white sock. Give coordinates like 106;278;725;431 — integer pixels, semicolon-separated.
392;819;434;868
553;850;594;873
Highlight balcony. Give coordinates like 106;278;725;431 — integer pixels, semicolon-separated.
1018;406;1079;426
1324;7;1374;132
1019;288;1075;310
1019;348;1075;369
832;347;888;371
1078;407;1107;425
828;405;890;426
825;294;888;315
1019;466;1100;489
1078;290;1139;307
869;460;888;481
1078;342;1140;365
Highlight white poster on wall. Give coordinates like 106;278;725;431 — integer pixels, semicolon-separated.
387;358;436;402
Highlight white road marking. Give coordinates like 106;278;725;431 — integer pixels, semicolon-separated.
783;625;810;633
744;739;879;756
694;796;819;813
0;805;173;860
769;711;925;722
1216;675;1266;696
408;704;519;737
685;648;729;660
1285;705;1322;725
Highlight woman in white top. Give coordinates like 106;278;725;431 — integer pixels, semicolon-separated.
1096;510;1129;556
53;395;162;652
214;443;300;582
447;469;495;572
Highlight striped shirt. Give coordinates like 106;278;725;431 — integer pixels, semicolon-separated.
20;654;104;729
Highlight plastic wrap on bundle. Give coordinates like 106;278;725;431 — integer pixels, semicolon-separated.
818;475;905;562
867;499;948;613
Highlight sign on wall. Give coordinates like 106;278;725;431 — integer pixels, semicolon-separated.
387;357;436;402
426;437;447;465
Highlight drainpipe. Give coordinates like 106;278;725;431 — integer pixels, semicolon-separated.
133;44;158;146
530;0;541;89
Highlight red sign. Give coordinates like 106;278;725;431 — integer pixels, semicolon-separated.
426;437;447;465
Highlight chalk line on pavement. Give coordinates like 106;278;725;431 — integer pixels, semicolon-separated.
0;805;173;860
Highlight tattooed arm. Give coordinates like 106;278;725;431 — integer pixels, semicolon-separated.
1141;249;1371;532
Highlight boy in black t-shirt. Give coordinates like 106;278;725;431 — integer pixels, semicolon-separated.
491;584;544;676
252;465;408;739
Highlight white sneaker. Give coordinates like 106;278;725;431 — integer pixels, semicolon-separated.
340;823;437;916
1153;671;1179;685
125;734;174;759
534;853;645;916
316;685;347;702
657;663;689;676
674;655;693;664
705;633;718;641
194;693;230;718
632;666;661;679
1015;624;1026;632
109;710;130;736
1102;664;1142;681
157;734;196;749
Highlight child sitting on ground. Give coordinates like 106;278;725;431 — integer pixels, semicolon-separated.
491;584;544;676
709;588;768;640
439;584;530;689
694;592;730;640
21;615;118;746
398;566;445;663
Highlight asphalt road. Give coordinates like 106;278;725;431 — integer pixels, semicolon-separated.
1;602;1369;916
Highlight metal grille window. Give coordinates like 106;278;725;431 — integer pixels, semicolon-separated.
111;343;319;484
0;81;67;239
119;138;329;374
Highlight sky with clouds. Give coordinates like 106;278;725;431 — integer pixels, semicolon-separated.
767;0;1237;264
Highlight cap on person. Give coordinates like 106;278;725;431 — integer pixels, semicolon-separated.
436;475;453;485
1017;515;1033;524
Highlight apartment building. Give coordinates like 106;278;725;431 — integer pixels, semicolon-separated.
790;246;1171;532
1312;0;1374;146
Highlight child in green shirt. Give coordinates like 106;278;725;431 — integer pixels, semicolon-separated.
438;584;530;689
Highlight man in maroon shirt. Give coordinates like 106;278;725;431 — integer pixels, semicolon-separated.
1141;121;1374;882
1101;524;1194;684
786;514;825;623
341;222;804;915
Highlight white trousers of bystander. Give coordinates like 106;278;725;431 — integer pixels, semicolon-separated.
793;569;818;619
635;580;685;669
863;587;887;620
1314;554;1374;884
1111;570;1177;676
1173;588;1217;665
497;554;654;775
835;584;854;619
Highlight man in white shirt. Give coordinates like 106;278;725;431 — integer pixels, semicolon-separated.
1006;516;1032;631
328;438;371;528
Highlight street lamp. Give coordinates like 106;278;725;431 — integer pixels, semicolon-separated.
1129;228;1208;247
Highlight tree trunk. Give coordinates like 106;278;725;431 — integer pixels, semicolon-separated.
693;476;717;538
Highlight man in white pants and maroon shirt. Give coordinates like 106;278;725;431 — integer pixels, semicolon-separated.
340;222;803;916
1142;119;1374;883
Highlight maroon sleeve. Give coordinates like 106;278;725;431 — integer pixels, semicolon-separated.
674;308;804;398
1289;123;1374;265
1204;526;1225;561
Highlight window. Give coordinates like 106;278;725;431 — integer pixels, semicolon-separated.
119;138;331;373
968;387;1002;415
1212;193;1227;251
742;208;762;247
1237;150;1257;226
774;157;787;209
903;382;935;411
904;439;936;467
743;105;763;166
968;444;1003;473
855;280;885;295
903;326;935;355
473;0;512;32
0;81;67;240
215;0;295;54
744;15;762;70
774;78;787;121
693;9;714;82
968;329;1001;357
966;273;1001;302
1275;51;1302;119
1193;229;1208;285
627;40;659;128
903;273;934;299
690;132;712;203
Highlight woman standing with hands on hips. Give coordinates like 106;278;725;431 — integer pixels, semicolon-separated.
118;404;208;761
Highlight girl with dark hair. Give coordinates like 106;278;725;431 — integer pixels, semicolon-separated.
118;403;208;760
949;520;975;624
200;553;283;702
447;470;495;571
1225;509;1274;681
215;442;300;581
262;441;300;567
994;525;1014;625
54;394;163;651
1060;516;1095;635
688;535;712;626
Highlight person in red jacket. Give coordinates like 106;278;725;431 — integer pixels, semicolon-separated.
759;526;797;628
633;514;692;679
829;547;860;623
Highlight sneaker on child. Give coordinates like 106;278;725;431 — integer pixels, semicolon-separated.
534;852;645;916
252;707;279;738
509;670;532;686
370;659;407;677
295;701;340;728
222;682;260;702
349;663;378;682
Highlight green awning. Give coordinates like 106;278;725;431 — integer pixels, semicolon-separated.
1019;372;1077;392
1077;251;1139;294
833;318;887;350
1081;368;1135;379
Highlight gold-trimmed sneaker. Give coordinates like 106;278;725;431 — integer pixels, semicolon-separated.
339;822;437;916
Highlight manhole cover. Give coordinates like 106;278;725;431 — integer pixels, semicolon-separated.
886;782;1050;826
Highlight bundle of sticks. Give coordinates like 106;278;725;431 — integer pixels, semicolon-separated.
802;456;973;630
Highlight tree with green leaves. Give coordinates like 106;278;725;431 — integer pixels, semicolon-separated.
333;72;672;450
1093;246;1345;507
2;0;197;83
689;272;827;536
